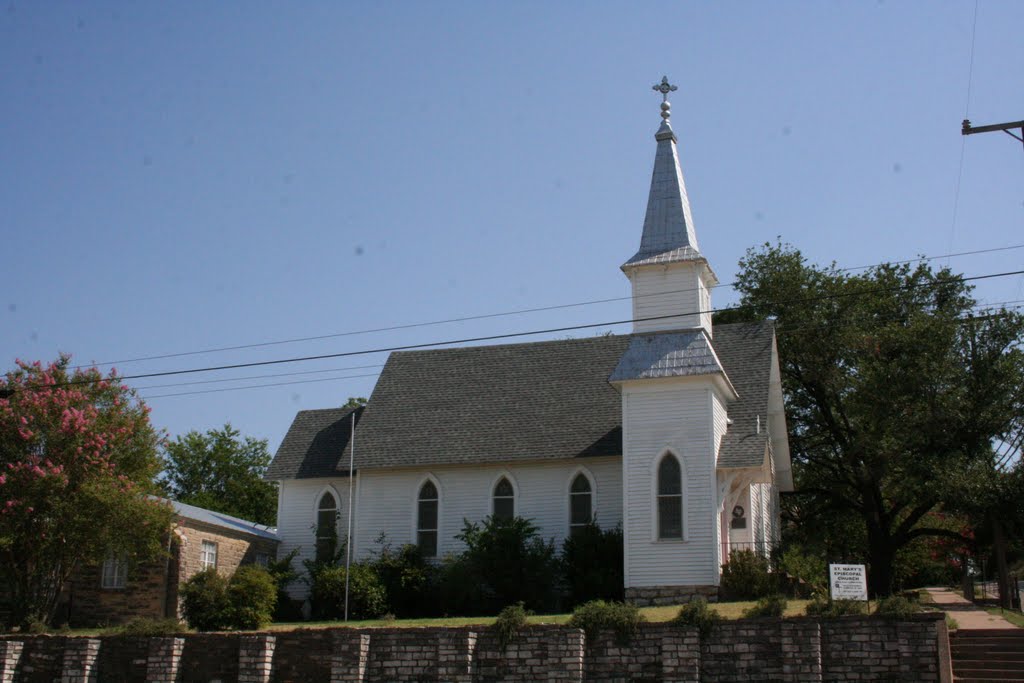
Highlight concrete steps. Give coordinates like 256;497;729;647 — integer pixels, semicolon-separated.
952;629;1024;682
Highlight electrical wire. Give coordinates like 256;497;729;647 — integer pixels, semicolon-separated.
137;299;1024;400
74;242;1024;369
12;266;1015;394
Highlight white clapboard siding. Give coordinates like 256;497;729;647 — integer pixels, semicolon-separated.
354;457;622;558
275;477;354;599
629;265;711;334
276;457;621;601
622;382;718;588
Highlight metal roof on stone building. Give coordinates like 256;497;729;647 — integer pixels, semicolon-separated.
265;321;778;479
171;499;279;541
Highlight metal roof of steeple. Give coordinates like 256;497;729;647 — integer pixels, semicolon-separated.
623;77;707;270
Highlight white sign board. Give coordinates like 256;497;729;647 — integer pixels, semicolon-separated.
829;564;868;601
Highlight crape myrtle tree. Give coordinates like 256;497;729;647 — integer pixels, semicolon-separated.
0;357;173;629
161;425;277;526
717;242;1024;596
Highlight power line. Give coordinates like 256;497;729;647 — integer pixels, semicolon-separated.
131;363;385;391
140;373;381;400
12;267;1015;393
136;299;1024;400
75;242;1024;369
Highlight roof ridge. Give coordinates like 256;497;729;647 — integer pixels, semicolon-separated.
389;333;629;357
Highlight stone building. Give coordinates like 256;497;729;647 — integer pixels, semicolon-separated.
62;500;278;626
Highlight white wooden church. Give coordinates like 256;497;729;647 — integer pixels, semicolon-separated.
266;80;793;605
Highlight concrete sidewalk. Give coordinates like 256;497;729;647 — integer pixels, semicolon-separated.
924;587;1019;629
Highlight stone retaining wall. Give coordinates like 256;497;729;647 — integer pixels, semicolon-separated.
0;613;949;682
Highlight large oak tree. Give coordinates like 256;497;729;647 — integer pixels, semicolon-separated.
718;243;1024;595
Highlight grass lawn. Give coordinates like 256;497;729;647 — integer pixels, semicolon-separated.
984;607;1024;628
23;598;816;636
266;599;813;631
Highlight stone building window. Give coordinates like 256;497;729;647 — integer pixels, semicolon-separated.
101;554;127;589
657;454;684;539
417;480;439;557
569;473;593;537
492;477;515;521
200;540;218;570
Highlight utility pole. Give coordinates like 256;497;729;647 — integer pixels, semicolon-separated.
962;118;1024;150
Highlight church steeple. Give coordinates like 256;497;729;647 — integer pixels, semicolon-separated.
623;77;717;336
623;77;703;269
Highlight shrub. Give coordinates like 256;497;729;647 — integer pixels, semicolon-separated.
779;547;827;596
181;564;280;631
569;600;643;645
445;516;559;615
267;549;301;622
181;568;231;631
561;523;624;608
227;565;277;630
493;602;529;651
805;596;868;617
720;549;775;600
114;617;187;637
371;538;439;618
307;562;387;621
874;595;920;618
742;593;788;618
671;597;722;638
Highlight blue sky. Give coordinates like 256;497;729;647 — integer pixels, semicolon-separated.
3;1;1022;453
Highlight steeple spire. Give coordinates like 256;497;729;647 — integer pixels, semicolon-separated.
622;76;703;269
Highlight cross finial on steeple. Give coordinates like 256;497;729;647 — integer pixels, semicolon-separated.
652;76;677;120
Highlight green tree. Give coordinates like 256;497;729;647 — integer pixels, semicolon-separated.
342;397;367;408
942;459;1024;607
0;357;173;628
161;424;277;526
718;242;1024;596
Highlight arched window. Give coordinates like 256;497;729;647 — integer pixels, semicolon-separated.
316;491;338;562
417;480;439;557
657;454;683;539
493;476;515;520
569;473;593;538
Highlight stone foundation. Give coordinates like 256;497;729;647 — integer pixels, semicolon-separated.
625;584;719;606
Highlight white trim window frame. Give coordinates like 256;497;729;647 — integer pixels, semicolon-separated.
101;554;127;589
200;540;218;570
654;451;686;541
416;477;440;558
567;469;596;538
314;487;340;562
491;473;517;521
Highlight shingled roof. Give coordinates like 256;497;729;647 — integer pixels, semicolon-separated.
350;335;631;470
265;406;362;479
266;322;778;478
712;322;775;468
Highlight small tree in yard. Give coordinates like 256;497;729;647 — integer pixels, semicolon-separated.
0;357;173;629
